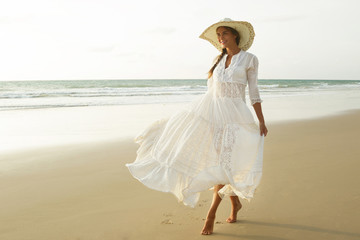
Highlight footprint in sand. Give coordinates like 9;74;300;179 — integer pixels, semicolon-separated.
163;213;173;217
161;219;173;224
201;219;223;224
198;199;209;207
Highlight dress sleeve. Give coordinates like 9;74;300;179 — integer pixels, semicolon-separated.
246;55;263;105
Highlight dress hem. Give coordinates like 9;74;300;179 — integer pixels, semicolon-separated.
125;155;262;208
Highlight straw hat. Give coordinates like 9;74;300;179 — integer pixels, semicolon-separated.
199;18;255;51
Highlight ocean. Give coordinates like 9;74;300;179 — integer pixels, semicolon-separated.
0;79;359;111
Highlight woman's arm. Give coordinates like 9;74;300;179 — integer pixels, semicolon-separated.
253;102;264;123
253;102;268;136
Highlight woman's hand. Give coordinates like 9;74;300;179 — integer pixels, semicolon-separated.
259;122;268;137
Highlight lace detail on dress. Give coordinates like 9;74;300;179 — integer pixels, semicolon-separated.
213;81;246;100
250;98;263;105
213;127;223;155
213;124;240;172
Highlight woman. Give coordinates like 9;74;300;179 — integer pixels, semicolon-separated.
126;18;268;235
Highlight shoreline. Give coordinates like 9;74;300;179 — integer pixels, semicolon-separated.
1;106;359;161
1;89;360;154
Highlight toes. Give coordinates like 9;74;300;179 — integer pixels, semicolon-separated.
226;217;236;223
201;227;213;235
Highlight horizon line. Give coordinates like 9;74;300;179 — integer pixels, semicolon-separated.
0;78;359;82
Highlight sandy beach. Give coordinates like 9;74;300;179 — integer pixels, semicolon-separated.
1;107;359;240
1;0;360;238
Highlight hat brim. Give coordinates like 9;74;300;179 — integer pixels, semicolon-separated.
199;21;255;51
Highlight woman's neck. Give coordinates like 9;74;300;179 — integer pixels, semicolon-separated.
226;47;241;57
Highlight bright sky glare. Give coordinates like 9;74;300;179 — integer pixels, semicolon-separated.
0;0;359;81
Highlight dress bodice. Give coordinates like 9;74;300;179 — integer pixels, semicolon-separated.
207;50;263;105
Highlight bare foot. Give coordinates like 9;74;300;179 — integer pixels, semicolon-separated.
201;217;215;235
226;198;242;223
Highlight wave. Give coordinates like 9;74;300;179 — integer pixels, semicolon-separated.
1;79;359;110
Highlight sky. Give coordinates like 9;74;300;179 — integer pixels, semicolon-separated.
0;0;359;81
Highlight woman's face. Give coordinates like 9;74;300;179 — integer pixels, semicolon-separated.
216;27;237;48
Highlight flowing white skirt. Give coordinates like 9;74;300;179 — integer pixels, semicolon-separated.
125;90;264;208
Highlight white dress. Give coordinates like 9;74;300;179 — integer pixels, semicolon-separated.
125;49;264;208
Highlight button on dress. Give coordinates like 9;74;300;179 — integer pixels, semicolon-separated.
125;49;264;208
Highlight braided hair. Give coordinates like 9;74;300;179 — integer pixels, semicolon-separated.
207;26;240;79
